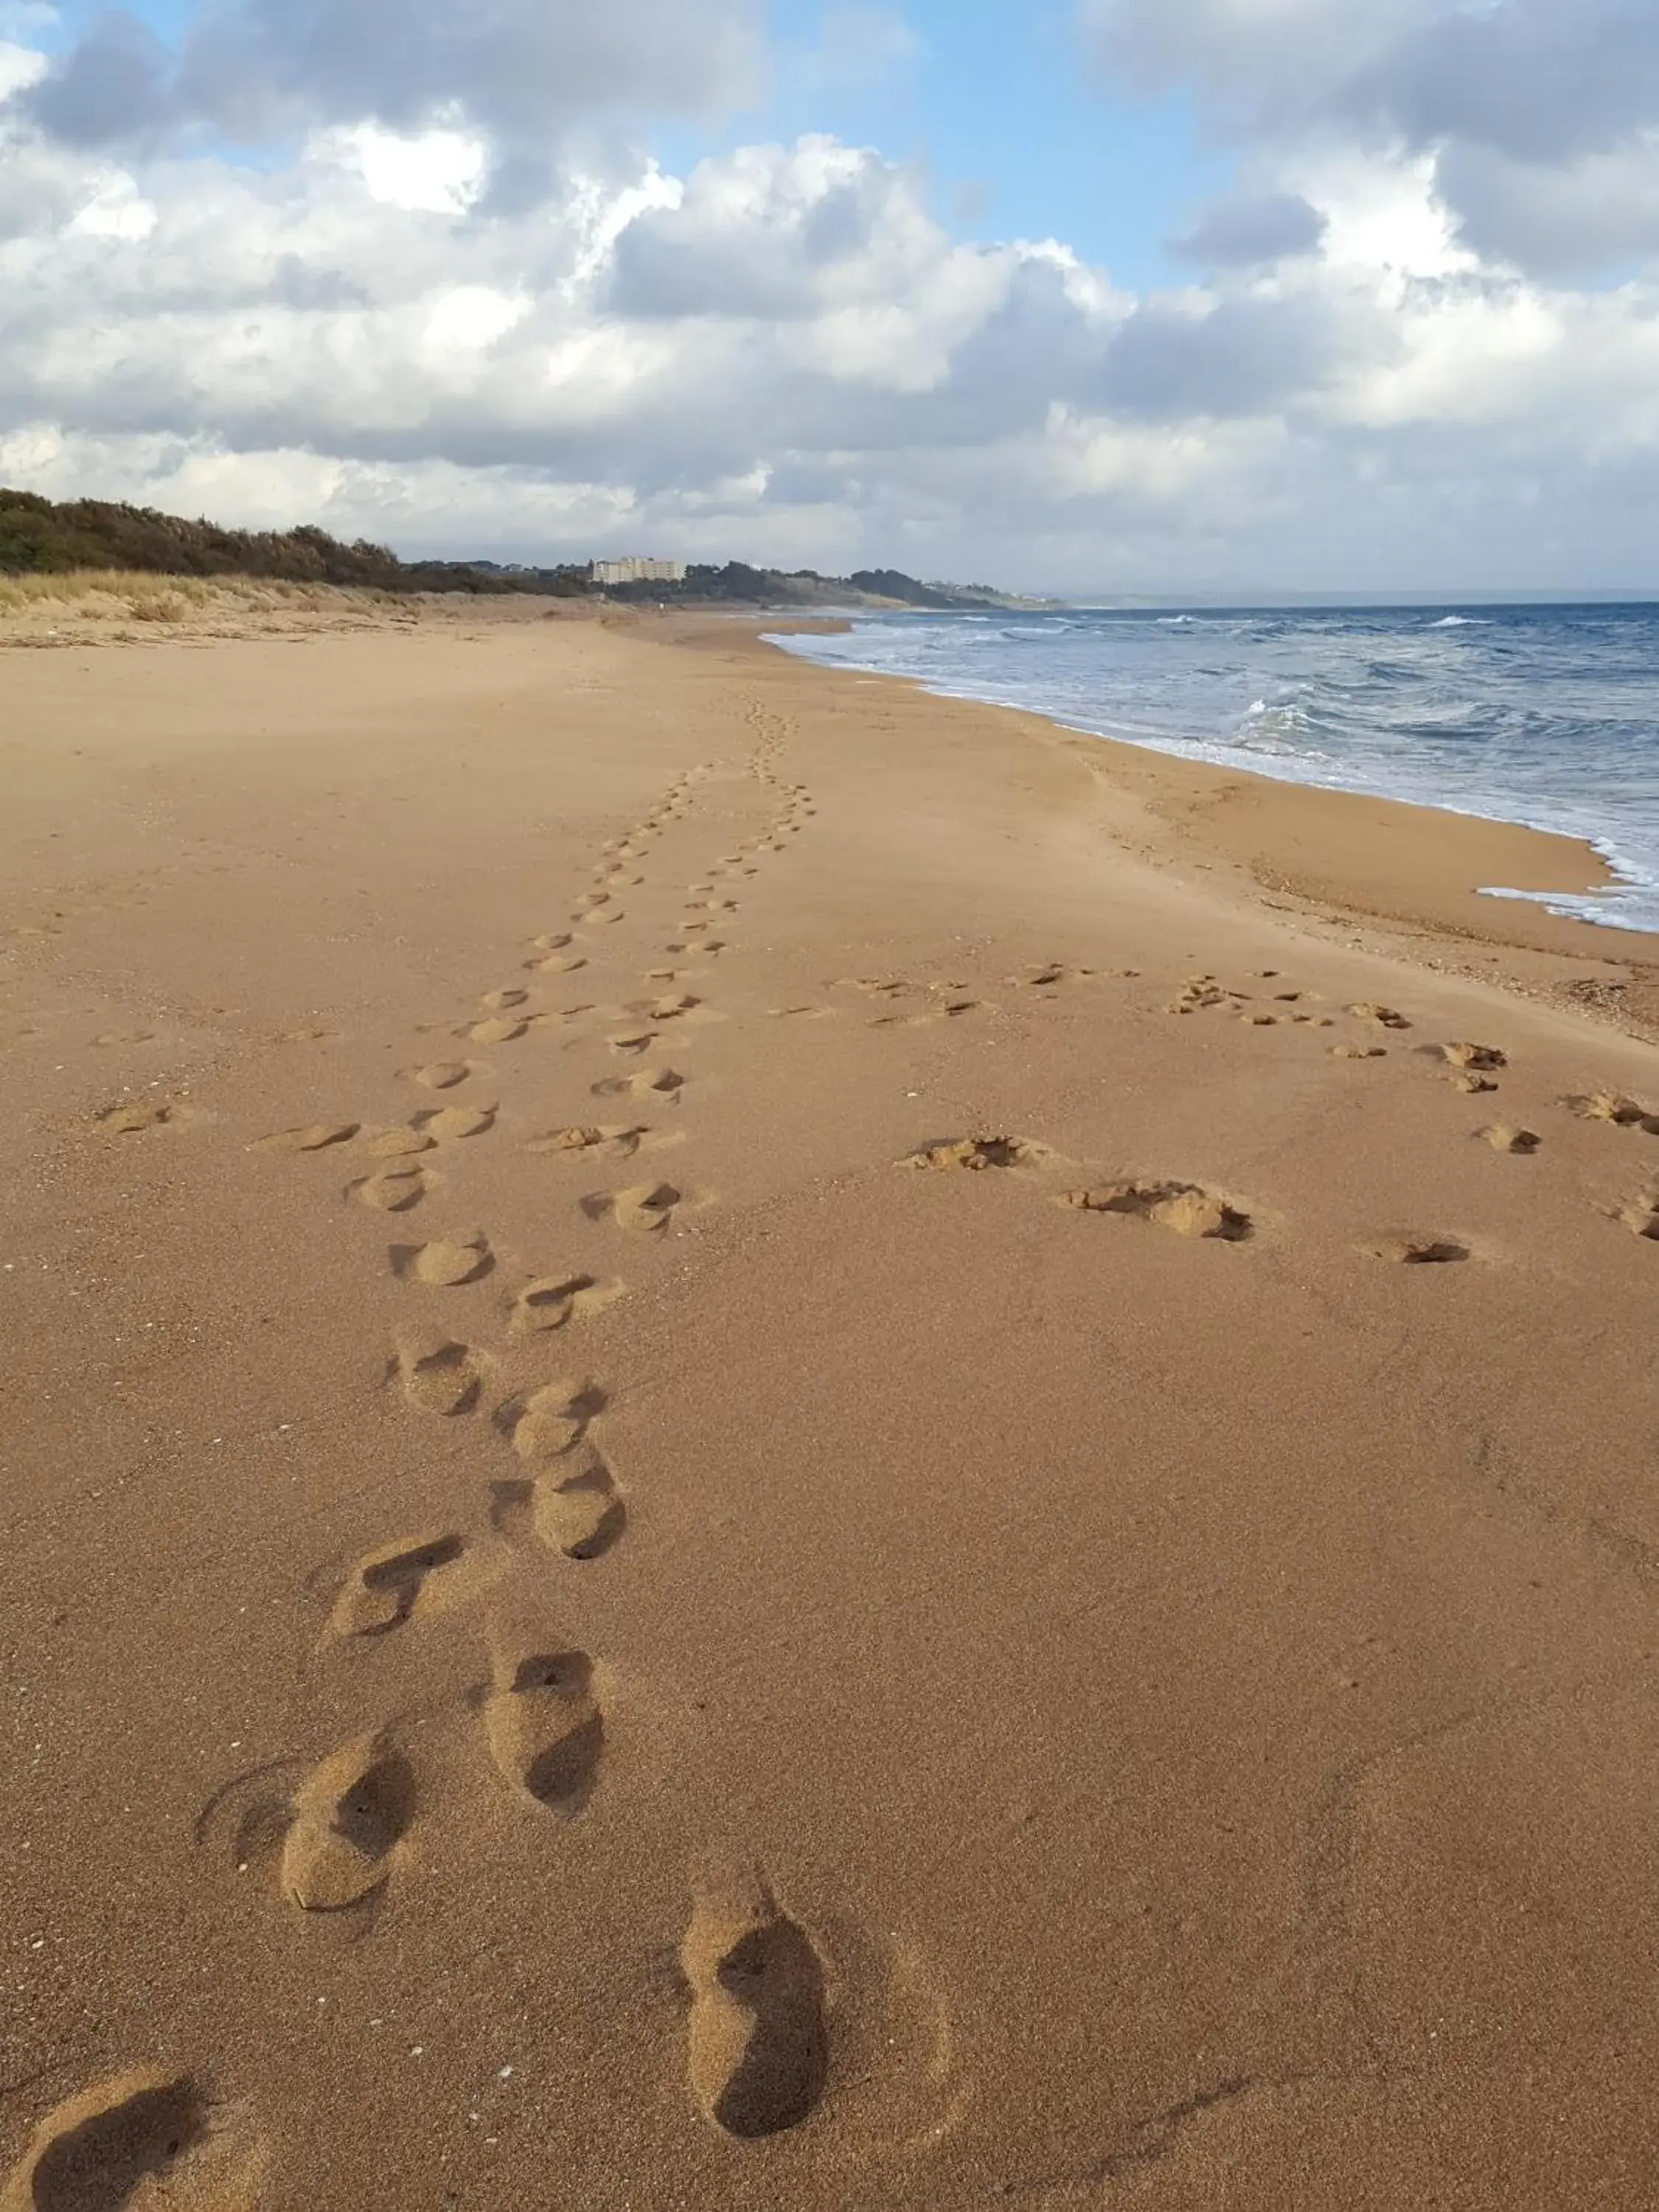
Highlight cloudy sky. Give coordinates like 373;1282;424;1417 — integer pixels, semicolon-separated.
3;0;1658;593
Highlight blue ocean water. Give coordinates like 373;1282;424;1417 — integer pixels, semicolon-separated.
771;604;1659;934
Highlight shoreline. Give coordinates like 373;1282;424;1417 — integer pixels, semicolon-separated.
753;613;1658;942
692;613;1659;1035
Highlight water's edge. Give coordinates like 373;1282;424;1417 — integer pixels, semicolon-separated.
766;610;1659;937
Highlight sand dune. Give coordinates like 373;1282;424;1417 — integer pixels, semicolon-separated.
3;604;1659;2206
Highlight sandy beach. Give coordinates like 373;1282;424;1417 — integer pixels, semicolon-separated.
4;599;1659;2209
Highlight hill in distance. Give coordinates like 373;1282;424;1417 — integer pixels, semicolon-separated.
0;489;1040;612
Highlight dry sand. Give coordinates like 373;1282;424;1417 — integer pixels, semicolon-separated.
3;601;1659;2208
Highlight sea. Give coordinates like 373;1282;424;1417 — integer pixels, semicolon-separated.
768;603;1659;936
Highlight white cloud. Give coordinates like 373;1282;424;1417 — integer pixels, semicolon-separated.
1081;0;1659;279
1;4;1659;589
323;123;488;215
21;0;762;157
0;35;44;102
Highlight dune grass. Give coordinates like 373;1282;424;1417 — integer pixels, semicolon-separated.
0;569;408;623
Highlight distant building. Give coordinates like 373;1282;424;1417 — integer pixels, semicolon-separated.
588;556;687;588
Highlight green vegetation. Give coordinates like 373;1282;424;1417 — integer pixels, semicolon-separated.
0;487;1036;608
0;490;590;595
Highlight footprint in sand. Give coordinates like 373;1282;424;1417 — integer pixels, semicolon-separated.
280;1731;415;1910
95;1100;184;1133
483;1642;605;1817
622;994;702;1022
254;1121;359;1154
607;1028;659;1056
1567;1088;1658;1130
420;1104;497;1142
397;1231;493;1286
1349;1002;1413;1030
395;1334;484;1414
509;1273;627;1334
1441;1040;1508;1073
527;1124;647;1161
511;1378;605;1462
1477;1124;1541;1155
836;975;914;998
1164;976;1233;1014
469;1017;528;1045
593;1066;684;1104
1063;1180;1252;1241
1618;1192;1659;1239
352;1165;435;1211
1;2073;263;2212
585;1182;683;1234
682;1863;828;2140
1009;961;1095;990
366;1124;437;1158
533;1443;625;1559
907;1135;1052;1172
407;1060;476;1091
1332;1043;1387;1061
1366;1234;1470;1264
480;988;529;1013
573;892;611;914
528;952;588;975
330;1533;467;1636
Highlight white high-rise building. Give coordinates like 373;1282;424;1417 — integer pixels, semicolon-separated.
588;557;687;587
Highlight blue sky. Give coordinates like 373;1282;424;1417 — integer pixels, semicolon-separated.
748;1;1234;287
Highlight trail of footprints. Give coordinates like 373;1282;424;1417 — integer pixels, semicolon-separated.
29;718;846;2185
40;717;1659;2191
899;964;1659;1259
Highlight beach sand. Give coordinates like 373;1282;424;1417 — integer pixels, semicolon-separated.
3;602;1659;2208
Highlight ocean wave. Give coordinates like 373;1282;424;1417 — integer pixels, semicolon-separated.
1429;614;1488;628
